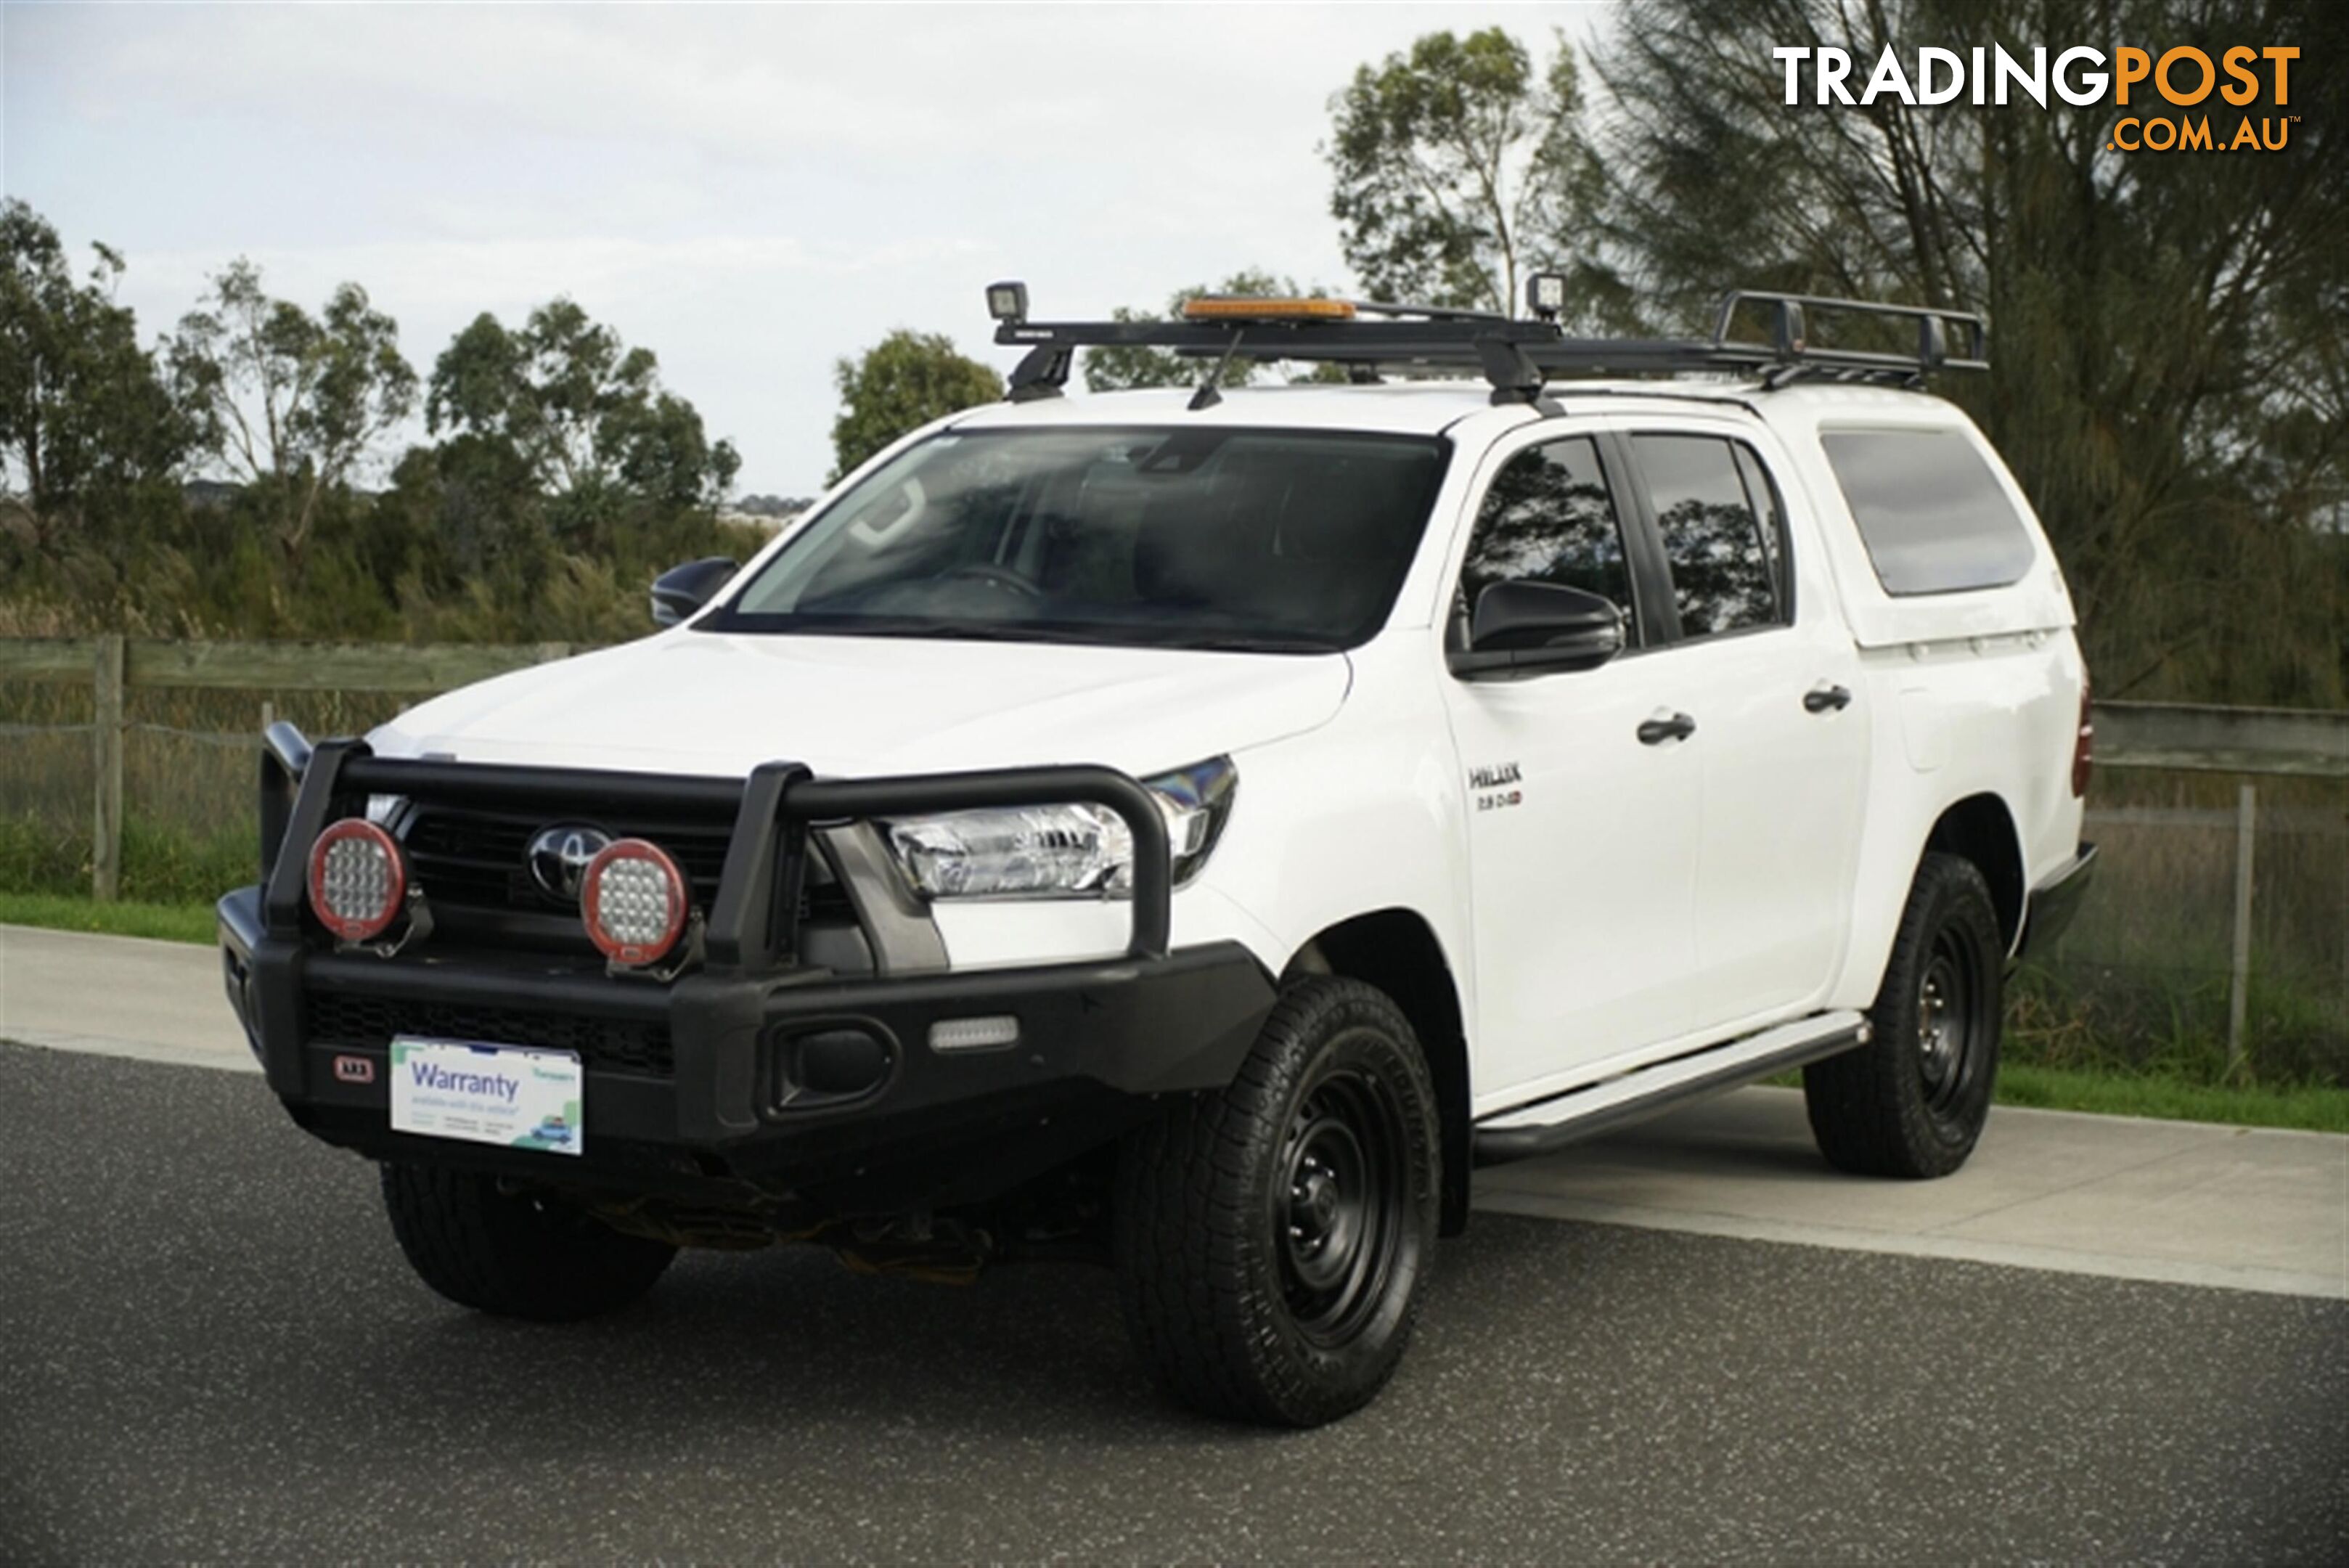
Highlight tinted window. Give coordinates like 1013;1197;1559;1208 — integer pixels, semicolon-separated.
1634;434;1782;637
1820;428;2036;595
1457;437;1634;632
715;427;1447;651
1731;442;1794;615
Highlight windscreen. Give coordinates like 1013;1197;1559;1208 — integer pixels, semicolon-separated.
710;426;1450;652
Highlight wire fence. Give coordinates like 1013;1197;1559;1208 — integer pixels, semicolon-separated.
2013;779;2347;1082
0;679;414;902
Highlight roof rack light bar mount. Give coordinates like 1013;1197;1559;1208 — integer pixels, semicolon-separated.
1474;335;1555;410
1006;343;1071;402
986;284;1987;402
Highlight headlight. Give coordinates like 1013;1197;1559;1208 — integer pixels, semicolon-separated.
885;757;1236;900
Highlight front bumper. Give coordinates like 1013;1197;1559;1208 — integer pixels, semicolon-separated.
221;885;1272;1209
220;730;1277;1213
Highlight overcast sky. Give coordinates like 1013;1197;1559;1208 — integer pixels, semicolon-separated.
5;1;1619;496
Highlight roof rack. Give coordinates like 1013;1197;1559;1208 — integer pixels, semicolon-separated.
984;282;1987;407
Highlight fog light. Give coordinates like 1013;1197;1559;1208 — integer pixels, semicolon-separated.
306;819;407;942
928;1015;1021;1053
581;838;689;966
1525;271;1568;321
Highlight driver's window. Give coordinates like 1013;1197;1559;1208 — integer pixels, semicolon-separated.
1455;437;1637;648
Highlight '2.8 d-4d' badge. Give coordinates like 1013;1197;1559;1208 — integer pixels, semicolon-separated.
526;823;612;902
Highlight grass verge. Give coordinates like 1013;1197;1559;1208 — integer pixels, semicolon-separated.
1993;1062;2349;1134
0;891;220;944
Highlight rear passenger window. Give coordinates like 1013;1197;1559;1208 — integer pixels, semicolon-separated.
1458;436;1636;631
1730;443;1792;613
1820;428;2036;595
1633;435;1784;638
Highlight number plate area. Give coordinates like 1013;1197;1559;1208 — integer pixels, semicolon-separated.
388;1037;584;1156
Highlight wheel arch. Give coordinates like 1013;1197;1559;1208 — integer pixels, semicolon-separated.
1924;791;2027;952
1283;908;1473;1237
1837;785;2032;1010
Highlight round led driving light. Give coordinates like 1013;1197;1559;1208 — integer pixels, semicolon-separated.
581;838;689;966
306;818;407;942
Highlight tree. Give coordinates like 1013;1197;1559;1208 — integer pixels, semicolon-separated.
0;200;187;551
1585;0;2348;703
829;330;1001;481
424;298;739;513
1084;270;1347;393
168;259;417;559
1325;28;1603;319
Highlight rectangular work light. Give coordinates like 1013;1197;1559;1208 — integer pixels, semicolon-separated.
1525;272;1569;322
985;281;1029;324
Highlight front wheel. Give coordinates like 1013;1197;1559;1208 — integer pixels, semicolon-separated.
1805;852;2005;1177
1114;977;1440;1427
380;1162;677;1321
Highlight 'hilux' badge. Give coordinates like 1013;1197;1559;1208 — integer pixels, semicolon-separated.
526;823;613;902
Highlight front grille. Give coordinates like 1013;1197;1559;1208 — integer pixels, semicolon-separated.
404;807;737;913
400;807;855;926
306;989;674;1078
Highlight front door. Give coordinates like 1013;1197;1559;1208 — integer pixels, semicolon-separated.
1438;433;1700;1107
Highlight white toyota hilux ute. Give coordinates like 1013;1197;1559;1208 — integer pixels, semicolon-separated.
219;286;2097;1426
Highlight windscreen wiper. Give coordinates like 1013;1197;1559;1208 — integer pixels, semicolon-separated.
787;617;1105;646
1157;633;1341;655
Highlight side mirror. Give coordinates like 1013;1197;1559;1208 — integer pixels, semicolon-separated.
649;558;739;627
1447;581;1625;678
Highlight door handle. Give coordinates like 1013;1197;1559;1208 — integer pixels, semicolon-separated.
1803;683;1854;714
1638;711;1696;746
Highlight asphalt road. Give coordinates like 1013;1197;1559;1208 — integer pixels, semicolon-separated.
3;1041;2344;1565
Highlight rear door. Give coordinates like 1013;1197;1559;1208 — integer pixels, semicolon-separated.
1615;426;1870;1033
1436;429;1701;1105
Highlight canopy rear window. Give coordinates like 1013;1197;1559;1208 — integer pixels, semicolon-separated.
1820;428;2035;597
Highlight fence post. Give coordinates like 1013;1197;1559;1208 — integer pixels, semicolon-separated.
91;633;126;902
2226;782;2257;1077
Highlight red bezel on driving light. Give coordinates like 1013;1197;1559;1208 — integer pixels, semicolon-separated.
579;837;689;965
306;817;408;942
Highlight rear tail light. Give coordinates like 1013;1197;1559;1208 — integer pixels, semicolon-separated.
307;819;408;942
2071;675;2093;797
581;838;690;965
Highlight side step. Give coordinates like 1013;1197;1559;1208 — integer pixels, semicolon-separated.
1472;1010;1869;1166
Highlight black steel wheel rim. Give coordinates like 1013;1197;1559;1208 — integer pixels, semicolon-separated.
1916;925;1981;1116
1275;1058;1409;1349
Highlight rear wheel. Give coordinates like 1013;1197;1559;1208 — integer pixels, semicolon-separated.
1115;977;1439;1427
1805;852;2004;1177
380;1162;676;1321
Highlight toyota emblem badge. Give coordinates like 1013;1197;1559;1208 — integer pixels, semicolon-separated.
526;823;613;902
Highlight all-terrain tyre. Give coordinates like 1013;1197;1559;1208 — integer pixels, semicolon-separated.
380;1162;677;1321
1114;976;1440;1427
1805;852;2005;1178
